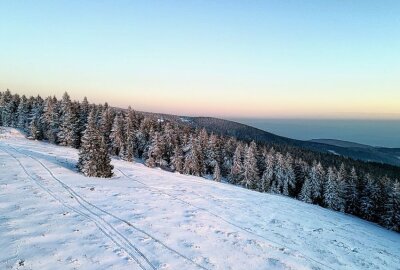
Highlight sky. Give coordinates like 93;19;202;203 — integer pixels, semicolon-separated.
1;1;400;118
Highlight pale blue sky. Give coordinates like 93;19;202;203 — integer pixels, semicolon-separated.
1;1;399;117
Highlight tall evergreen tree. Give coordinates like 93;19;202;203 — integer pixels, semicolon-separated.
171;144;184;173
282;153;296;196
1;91;19;127
259;151;274;192
308;161;325;204
100;106;114;150
324;167;338;210
336;163;347;212
360;174;380;221
300;177;313;204
78;109;113;177
123;107;137;162
213;162;221;182
146;131;167;168
346;167;359;215
29;97;44;140
110;113;126;157
242;141;259;189
383;181;400;232
271;152;284;193
17;95;30;132
41;96;60;143
230;143;244;184
58;93;80;147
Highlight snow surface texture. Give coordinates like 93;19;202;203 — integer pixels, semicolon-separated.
1;128;399;270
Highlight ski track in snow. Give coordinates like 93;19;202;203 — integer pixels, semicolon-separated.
1;128;400;270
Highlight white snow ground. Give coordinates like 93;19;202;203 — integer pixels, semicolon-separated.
0;128;399;270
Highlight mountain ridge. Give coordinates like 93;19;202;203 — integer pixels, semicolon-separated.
138;112;400;167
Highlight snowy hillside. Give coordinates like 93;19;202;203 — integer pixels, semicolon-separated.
1;128;399;270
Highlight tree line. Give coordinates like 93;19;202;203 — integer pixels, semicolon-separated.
1;89;399;232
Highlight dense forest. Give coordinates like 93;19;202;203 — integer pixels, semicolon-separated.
0;89;399;232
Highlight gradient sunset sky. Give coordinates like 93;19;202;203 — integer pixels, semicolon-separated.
1;1;399;118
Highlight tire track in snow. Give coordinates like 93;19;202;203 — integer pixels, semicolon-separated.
0;146;154;270
5;144;209;270
117;168;336;270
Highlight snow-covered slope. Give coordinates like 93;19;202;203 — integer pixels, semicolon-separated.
1;128;399;270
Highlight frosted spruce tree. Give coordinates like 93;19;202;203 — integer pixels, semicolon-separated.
16;95;30;132
213;162;221;182
360;174;380;221
29;97;44;140
123;106;136;162
300;177;313;204
324;167;338;210
41;96;60;144
230;143;243;184
282;153;296;196
345;167;359;214
58;94;80;148
259;151;274;192
146;131;166;168
110;113;126;157
308;161;325;204
78;109;113;178
383;181;400;232
0;90;15;127
100;105;114;150
271;152;284;193
336;163;347;212
242;141;259;189
171;144;184;173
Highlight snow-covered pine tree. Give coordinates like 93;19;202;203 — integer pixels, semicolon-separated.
41;96;60;144
171;144;184;173
282;153;296;196
57;92;71;143
146;131;167;168
58;93;80;148
78;109;113;178
96;136;114;178
345;167;359;215
242;141;259;189
136;117;154;158
29;96;44;140
17;95;30;132
230;143;244;184
123;107;137;162
191;136;205;176
300;177;313;204
360;174;380;221
271;152;285;193
1;91;19;127
293;159;309;197
198;128;209;153
221;137;236;177
80;97;90;126
383;181;400;232
100;106;114;150
206;133;221;174
336;163;347;212
324;167;338;210
308;161;325;204
78;96;90;138
259;150;274;192
9;94;20;127
182;135;204;176
213;162;221;182
162;122;176;164
110;113;126;157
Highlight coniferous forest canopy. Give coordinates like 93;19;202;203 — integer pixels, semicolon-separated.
0;89;399;232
